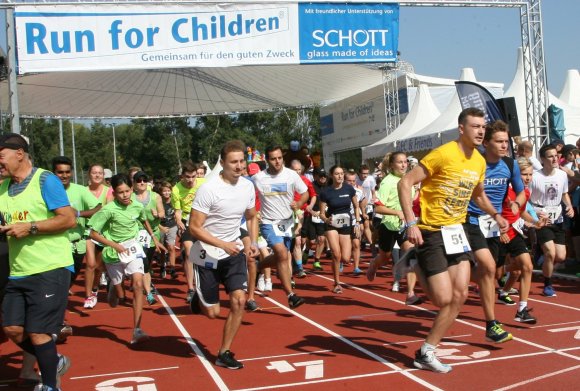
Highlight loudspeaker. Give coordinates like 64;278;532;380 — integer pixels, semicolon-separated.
496;97;521;137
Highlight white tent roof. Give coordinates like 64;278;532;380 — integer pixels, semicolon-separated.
0;64;385;118
559;69;580;108
362;84;440;159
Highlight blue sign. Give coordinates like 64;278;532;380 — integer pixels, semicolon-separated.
298;3;399;64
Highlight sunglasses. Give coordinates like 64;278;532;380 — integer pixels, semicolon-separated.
135;178;147;183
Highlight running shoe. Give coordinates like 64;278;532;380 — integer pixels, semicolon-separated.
498;293;516;306
405;294;423;306
131;328;150;345
291;278;296;289
216;350;244;369
99;273;108;287
514;307;537;324
264;279;273;292
333;284;343;294
506;287;519;295
391;281;400;292
313;261;323;271
245;299;259;312
107;283;118;308
146;292;157;305
353;267;362;275
542;285;557;297
288;293;305;309
83;294;97;309
257;274;266;292
296;269;307;278
55;354;71;389
190;290;202;314
185;289;195;303
413;349;452;373
486;322;513;343
56;324;73;343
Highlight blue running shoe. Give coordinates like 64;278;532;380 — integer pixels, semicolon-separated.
542;285;557;297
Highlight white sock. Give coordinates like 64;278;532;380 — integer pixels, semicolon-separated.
421;342;436;355
518;301;527;312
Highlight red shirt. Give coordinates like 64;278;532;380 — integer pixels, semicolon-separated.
294;175;316;215
502;186;530;240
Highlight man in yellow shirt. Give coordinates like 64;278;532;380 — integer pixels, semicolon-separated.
398;108;508;373
171;161;206;302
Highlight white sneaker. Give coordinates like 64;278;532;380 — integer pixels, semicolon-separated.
257;273;265;292
131;328;150;344
99;273;107;287
83;294;97;309
264;278;273;292
413;349;452;373
391;281;400;292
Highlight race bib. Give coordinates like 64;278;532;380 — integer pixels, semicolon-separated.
190;241;230;269
513;218;527;238
441;224;471;255
478;215;500;238
137;229;152;248
544;205;563;224
330;213;351;228
272;218;293;237
311;215;323;224
118;239;145;264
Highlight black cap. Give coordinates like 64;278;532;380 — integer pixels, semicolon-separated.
133;171;148;181
313;167;327;177
0;133;29;153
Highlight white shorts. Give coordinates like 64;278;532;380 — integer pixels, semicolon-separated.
105;258;144;285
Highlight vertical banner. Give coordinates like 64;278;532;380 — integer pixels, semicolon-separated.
455;81;504;124
14;3;399;73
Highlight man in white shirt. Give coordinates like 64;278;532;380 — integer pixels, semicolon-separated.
189;140;258;370
356;164;376;247
253;146;309;309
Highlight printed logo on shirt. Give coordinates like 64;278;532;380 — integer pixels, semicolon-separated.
264;183;288;196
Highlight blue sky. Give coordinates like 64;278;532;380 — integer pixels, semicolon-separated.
1;1;578;97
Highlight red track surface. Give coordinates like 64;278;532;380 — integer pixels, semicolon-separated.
1;252;579;391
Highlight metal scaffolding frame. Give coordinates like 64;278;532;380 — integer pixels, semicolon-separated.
1;0;549;148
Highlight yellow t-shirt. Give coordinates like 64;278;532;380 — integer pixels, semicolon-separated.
418;141;485;231
171;178;206;220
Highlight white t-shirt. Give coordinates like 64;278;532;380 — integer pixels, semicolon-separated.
356;174;376;212
192;175;255;242
253;167;308;224
529;168;568;207
350;186;365;221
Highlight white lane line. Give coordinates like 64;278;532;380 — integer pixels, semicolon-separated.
383;334;473;346
312;274;580;362
240;349;333;362
262;295;443;391
493;364;580;391
157;295;229;391
527;297;580;312
70;366;179;380
530;320;580;329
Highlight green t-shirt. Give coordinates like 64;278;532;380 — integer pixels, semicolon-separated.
171;179;206;219
134;189;161;241
377;173;414;231
87;199;146;263
66;183;99;254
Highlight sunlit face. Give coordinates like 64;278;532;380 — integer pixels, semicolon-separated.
332;167;344;185
0;148;23;178
114;183;133;206
520;166;533;186
390;153;408;177
161;187;171;200
133;176;148;191
181;171;196;188
89;165;104;185
221;151;245;180
345;174;356;186
459;115;486;148
54;164;72;188
541;148;559;169
291;161;303;176
196;168;205;178
267;149;284;173
484;131;509;159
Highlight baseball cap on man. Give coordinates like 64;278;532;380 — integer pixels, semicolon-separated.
0;133;29;153
133;171;149;182
313;167;327;177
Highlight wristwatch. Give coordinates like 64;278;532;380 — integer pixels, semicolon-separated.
29;222;39;235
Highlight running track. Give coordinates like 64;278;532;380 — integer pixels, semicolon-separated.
1;252;579;391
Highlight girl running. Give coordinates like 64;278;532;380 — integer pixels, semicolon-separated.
159;181;179;279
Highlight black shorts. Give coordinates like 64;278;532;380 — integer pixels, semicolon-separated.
498;234;529;267
181;219;195;243
2;268;71;334
371;217;382;230
465;223;501;261
71;251;85;284
194;253;247;305
416;227;474;278
536;224;566;246
325;224;353;236
377;224;405;252
301;215;325;240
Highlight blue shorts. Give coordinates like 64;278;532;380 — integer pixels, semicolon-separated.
260;223;292;250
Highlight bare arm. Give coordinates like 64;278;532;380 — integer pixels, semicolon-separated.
189;210;241;256
471;183;508;232
398;165;429;246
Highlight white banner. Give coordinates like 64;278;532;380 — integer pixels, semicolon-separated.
14;3;399;73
